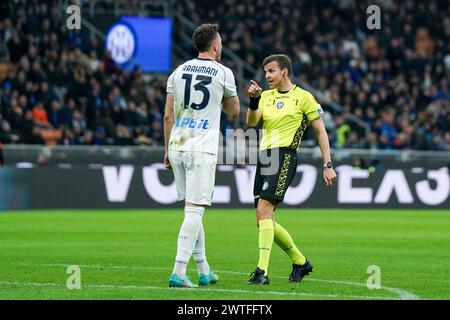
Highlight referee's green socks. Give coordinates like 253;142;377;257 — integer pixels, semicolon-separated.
274;222;306;266
257;219;274;275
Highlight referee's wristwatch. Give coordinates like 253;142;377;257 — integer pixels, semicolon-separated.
323;161;334;169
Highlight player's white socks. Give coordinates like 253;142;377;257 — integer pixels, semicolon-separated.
173;206;204;278
193;223;210;275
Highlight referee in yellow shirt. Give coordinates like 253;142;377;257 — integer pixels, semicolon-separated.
246;54;337;285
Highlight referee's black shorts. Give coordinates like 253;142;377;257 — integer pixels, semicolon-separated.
253;147;298;208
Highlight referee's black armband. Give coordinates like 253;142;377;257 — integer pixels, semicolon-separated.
249;96;261;110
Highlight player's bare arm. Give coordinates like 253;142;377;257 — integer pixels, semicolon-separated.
311;117;337;187
163;93;174;169
246;80;263;126
222;95;240;119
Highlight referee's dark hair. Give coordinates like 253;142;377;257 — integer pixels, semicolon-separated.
263;54;293;77
192;23;219;53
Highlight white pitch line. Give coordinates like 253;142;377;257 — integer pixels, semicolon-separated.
213;270;420;300
0;280;392;300
14;262;420;300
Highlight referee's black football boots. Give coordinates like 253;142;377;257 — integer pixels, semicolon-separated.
247;267;270;285
289;260;313;282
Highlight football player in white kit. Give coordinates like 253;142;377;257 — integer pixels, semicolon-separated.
164;23;240;288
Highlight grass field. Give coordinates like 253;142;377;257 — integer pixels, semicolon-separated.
0;209;449;300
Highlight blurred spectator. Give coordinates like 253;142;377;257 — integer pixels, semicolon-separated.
353;157;366;170
344;131;368;149
0;119;20;143
80;130;94;145
32;102;52;129
335;115;352;149
0;142;3;166
378;109;397;145
60;127;76;145
48;99;63;129
115;125;134;145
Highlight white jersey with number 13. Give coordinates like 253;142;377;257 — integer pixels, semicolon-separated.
166;58;237;155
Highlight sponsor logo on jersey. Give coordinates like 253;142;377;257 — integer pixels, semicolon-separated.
175;117;210;129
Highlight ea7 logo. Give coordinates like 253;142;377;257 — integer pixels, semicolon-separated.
366;5;381;30
336;166;450;205
66;5;81;30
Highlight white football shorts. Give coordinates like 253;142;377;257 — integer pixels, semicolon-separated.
169;150;217;206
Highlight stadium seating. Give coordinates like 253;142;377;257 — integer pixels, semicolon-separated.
0;0;449;150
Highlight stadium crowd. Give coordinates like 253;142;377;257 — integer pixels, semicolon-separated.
0;0;449;151
0;0;167;146
175;0;450;151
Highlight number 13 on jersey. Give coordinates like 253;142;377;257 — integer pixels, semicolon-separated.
181;73;212;110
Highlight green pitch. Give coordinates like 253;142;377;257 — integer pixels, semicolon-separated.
0;209;449;300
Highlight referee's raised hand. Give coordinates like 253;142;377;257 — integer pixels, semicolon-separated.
248;80;262;98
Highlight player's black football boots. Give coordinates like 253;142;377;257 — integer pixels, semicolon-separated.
289;259;313;282
247;267;270;285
